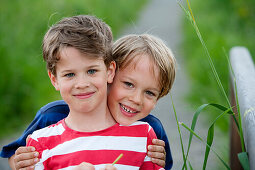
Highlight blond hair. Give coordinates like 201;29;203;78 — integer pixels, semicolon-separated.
43;15;113;75
112;34;176;98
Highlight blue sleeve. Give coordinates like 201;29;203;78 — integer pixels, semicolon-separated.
0;100;69;158
140;114;173;170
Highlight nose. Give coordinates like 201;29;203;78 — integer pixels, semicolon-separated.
74;75;90;89
129;90;143;105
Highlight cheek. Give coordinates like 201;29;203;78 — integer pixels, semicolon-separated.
94;77;108;89
109;84;127;101
144;100;157;112
109;81;121;96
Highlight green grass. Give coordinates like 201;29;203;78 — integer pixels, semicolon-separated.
0;0;148;139
176;0;252;169
181;0;255;131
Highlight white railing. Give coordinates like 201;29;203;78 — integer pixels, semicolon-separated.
230;46;255;170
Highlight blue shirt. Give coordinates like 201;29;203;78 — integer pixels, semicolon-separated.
0;100;173;169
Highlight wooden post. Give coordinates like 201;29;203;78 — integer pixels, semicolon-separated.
230;84;243;170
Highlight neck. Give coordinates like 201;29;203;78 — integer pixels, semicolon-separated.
65;105;116;132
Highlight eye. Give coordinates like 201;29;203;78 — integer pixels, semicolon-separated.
124;81;134;88
87;69;97;75
64;73;75;78
145;91;156;97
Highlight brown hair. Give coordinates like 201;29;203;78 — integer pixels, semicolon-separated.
43;15;113;75
112;34;176;99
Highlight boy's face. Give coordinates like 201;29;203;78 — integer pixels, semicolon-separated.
107;54;161;125
49;47;115;114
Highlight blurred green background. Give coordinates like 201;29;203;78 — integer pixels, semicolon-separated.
0;0;147;139
1;0;254;141
182;0;255;131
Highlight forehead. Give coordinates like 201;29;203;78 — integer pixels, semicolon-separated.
56;47;106;68
120;54;160;88
125;54;159;74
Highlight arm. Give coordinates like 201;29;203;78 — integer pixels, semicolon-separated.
140;114;173;170
8;155;15;170
0;100;69;169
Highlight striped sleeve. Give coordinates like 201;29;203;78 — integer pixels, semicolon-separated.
140;124;165;170
27;134;45;169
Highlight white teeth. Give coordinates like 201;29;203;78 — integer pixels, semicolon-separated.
120;104;137;113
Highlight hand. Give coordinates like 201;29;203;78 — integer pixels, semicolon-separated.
13;146;39;170
99;164;117;170
12;135;39;170
147;139;166;167
74;163;117;170
73;162;95;170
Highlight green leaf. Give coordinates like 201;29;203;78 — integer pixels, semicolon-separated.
180;122;230;170
203;125;214;169
171;94;187;170
182;103;233;169
188;161;194;170
238;152;250;170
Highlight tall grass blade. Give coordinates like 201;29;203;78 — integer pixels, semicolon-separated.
170;94;187;170
185;0;231;107
182;104;234;169
202;107;233;169
223;48;245;152
181;122;230;169
203;125;214;169
179;2;243;166
186;0;195;23
179;2;238;125
188;161;194;170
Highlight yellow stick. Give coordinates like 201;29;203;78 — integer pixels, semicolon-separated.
112;153;123;165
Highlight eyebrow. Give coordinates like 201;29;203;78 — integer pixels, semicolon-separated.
87;64;101;68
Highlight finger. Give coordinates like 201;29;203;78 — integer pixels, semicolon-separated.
26;135;31;144
148;145;165;153
15;146;35;156
14;147;39;170
100;164;117;170
20;166;35;170
152;139;165;147
74;162;95;170
147;151;165;160
151;158;166;168
14;151;39;164
15;157;39;170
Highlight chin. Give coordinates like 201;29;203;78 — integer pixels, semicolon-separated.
117;118;135;126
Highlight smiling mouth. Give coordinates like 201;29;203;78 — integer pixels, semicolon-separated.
120;104;139;114
74;92;94;99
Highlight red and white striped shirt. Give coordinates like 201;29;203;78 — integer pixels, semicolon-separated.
27;119;164;170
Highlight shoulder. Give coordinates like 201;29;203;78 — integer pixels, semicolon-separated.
30;120;65;141
128;121;153;132
36;100;69;125
140;114;164;130
129;121;150;127
37;100;69;116
140;114;167;140
140;114;163;126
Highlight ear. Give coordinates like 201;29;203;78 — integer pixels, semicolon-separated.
48;70;60;91
107;61;116;83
